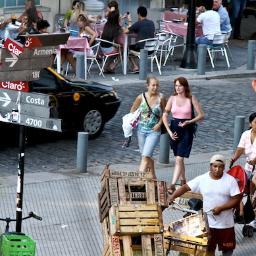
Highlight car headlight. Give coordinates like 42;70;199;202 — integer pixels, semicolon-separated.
73;93;81;102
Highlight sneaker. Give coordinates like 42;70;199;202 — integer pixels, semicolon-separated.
122;137;131;148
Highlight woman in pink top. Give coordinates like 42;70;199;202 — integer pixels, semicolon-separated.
163;77;204;194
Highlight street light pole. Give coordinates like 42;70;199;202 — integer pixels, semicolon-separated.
180;0;197;69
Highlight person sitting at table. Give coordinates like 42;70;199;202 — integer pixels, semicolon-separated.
18;0;43;28
61;14;97;75
77;14;97;46
105;0;129;24
100;10;123;73
17;0;43;35
212;0;232;34
123;6;155;73
0;17;12;40
64;0;98;33
196;0;221;45
64;0;84;34
35;19;50;34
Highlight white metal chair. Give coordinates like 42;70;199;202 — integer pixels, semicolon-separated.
65;42;102;77
207;34;230;68
86;41;102;75
129;38;161;75
96;38;123;77
157;30;184;66
156;32;172;66
222;29;233;60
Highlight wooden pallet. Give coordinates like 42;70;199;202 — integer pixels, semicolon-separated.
103;234;165;256
109;204;163;235
98;177;168;222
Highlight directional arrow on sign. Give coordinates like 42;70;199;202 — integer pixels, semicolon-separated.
0;50;51;72
5;52;18;67
0;92;11;107
0;89;52;108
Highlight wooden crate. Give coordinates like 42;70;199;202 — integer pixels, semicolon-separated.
98;177;168;222
103;234;165;256
164;211;208;256
173;191;203;212
164;236;208;256
109;204;164;235
100;165;153;187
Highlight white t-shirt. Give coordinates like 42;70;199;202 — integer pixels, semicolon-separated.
187;172;240;229
238;129;256;174
197;10;221;40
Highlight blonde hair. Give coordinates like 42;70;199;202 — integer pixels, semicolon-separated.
146;76;159;86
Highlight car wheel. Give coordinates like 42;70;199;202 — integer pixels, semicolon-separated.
248;226;254;237
242;225;249;237
83;109;104;139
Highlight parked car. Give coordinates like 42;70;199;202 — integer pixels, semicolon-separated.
28;67;121;139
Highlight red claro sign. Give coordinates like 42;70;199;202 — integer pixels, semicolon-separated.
3;38;24;56
0;81;29;92
24;36;42;48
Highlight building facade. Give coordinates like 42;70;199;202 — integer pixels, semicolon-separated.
0;0;165;31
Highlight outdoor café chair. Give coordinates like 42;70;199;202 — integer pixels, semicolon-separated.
129;37;161;75
96;38;123;77
206;33;230;68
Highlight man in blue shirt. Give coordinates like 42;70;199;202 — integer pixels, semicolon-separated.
213;0;232;34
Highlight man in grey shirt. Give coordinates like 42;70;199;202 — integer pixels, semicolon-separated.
124;6;155;73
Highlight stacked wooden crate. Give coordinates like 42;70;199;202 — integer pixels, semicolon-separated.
164;191;208;256
98;165;168;256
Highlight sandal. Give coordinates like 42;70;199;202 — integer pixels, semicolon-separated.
129;69;139;74
180;179;187;186
167;184;176;195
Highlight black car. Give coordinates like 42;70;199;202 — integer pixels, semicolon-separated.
28;67;121;139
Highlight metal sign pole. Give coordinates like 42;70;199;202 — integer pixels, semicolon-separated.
16;125;26;232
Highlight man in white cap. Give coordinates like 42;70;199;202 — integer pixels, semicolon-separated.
169;154;241;256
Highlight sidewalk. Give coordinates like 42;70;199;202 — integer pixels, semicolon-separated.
0;150;255;256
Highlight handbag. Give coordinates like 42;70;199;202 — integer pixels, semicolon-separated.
143;93;166;134
122;109;141;138
191;99;198;137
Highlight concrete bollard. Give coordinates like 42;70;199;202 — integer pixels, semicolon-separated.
76;132;88;172
159;133;170;164
75;53;85;79
247;40;256;70
233;116;245;149
197;44;207;75
139;49;148;80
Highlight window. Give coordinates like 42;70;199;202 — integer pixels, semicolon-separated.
0;0;40;8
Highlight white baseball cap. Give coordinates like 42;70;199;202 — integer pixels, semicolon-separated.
210;154;225;164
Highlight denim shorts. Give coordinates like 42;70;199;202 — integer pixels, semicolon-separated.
137;127;161;158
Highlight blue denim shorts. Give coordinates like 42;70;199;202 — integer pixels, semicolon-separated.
137;127;161;157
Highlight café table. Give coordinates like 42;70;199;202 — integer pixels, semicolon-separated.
122;33;137;75
162;10;187;22
57;36;90;80
163;20;203;38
